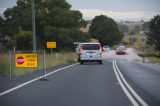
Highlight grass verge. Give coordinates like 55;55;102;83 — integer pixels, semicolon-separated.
146;57;160;64
0;52;77;76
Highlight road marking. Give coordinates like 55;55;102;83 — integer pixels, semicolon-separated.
0;63;79;97
113;60;139;106
113;59;148;106
116;82;120;85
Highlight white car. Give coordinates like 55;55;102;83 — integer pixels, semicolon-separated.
78;43;102;64
103;46;110;51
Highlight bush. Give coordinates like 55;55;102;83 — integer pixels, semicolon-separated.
138;53;154;57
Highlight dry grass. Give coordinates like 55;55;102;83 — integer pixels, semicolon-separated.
123;33;146;48
0;52;77;76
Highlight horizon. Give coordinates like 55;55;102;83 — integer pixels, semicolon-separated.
0;0;159;21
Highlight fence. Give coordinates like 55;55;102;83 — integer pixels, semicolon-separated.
9;50;47;80
0;50;76;80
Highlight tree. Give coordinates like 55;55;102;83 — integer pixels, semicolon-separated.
89;15;124;46
128;31;136;35
13;31;32;50
0;17;4;51
129;37;137;45
142;21;150;31
1;0;87;51
146;15;160;50
0;17;4;42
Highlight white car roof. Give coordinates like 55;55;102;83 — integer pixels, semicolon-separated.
80;43;100;45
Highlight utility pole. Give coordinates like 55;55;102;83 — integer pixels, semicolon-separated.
31;0;36;51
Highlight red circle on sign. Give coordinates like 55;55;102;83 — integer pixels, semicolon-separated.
16;56;25;64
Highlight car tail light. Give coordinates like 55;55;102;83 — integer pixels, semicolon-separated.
99;47;102;55
80;47;83;55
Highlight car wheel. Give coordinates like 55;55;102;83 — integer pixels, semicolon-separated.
77;58;80;62
80;61;83;64
99;60;102;64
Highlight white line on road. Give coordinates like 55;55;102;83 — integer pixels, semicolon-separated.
0;63;79;97
113;60;139;106
113;59;149;106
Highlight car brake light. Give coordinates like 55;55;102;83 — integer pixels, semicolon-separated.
99;47;102;55
80;48;83;55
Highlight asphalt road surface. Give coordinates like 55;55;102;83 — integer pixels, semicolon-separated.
103;48;160;106
0;48;160;106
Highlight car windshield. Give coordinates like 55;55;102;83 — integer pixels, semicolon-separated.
117;47;126;50
82;44;100;50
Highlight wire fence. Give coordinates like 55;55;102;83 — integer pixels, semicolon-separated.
9;50;47;80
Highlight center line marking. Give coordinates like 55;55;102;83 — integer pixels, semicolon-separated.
113;59;148;106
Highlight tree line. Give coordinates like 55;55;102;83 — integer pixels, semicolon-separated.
1;0;158;52
0;0;126;52
0;0;89;52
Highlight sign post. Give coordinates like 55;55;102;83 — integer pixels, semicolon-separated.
141;38;147;63
47;42;56;54
40;50;48;81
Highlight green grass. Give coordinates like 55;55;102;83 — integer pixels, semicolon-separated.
0;52;77;76
0;54;10;76
146;57;160;64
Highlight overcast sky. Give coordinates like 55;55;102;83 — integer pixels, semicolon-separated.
0;0;160;21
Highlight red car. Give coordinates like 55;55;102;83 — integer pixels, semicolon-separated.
115;46;126;54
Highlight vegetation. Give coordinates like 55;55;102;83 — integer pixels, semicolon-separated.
133;26;141;33
89;15;124;46
146;57;160;64
13;31;32;50
122;33;144;46
0;0;89;52
142;21;150;31
146;15;160;50
0;52;76;76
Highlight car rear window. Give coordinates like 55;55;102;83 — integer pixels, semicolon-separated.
81;44;100;50
117;47;126;50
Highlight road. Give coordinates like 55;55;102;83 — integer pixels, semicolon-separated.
103;48;160;106
0;48;160;106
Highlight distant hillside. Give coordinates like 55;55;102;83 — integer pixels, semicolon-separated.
125;23;143;32
81;20;145;33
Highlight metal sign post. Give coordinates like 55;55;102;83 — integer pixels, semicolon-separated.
32;0;37;51
142;48;145;63
50;47;53;54
40;50;48;81
141;38;147;63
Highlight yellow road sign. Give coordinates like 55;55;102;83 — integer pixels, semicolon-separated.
15;54;37;68
47;42;56;48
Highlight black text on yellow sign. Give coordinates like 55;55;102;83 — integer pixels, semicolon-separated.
47;42;56;48
15;54;38;68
